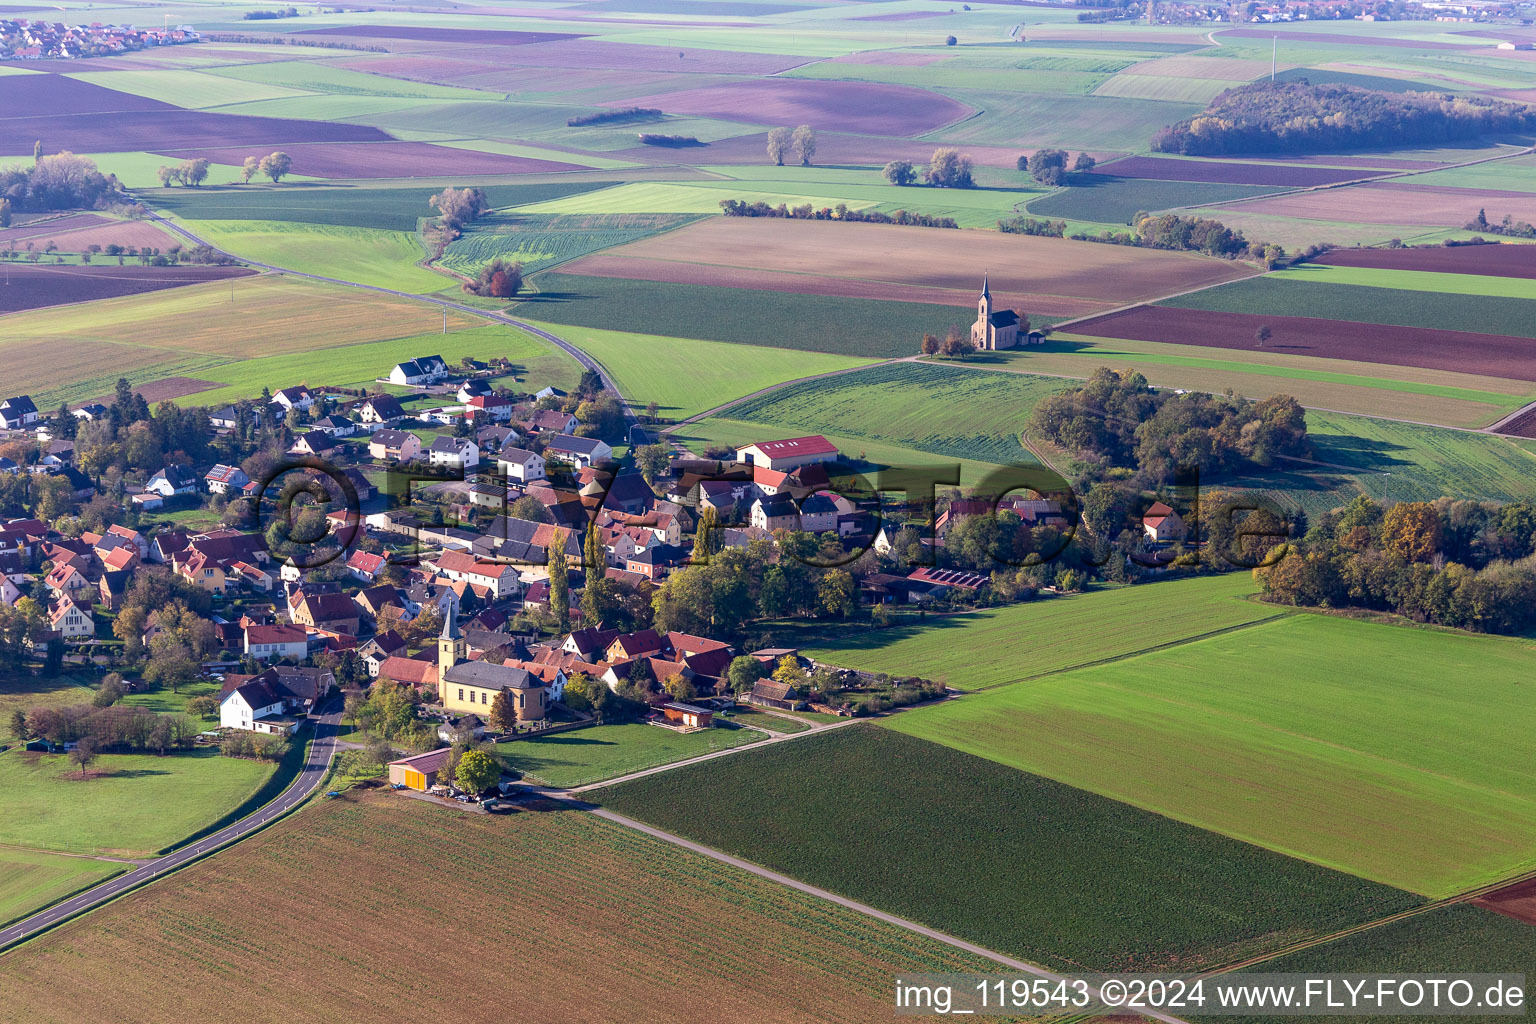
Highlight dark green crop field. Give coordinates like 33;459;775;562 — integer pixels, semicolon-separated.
595;726;1421;973
147;181;618;231
1161;277;1536;340
520;273;981;358
1027;177;1281;224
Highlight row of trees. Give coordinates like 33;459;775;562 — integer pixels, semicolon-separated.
717;197;957;229
12;703;200;756
766;125;816;167
462;257;523;298
1152;81;1536;156
884;148;975;189
156;158;211;188
1466;209;1535;240
1019;148;1095;187
1256;495;1536;635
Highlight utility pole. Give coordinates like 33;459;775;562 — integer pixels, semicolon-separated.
1272;36;1277;80
442;307;447;334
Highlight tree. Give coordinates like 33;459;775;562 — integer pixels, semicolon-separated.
180;158;210;187
157;164;178;187
257;151;293;183
818;569;856;618
1382;501;1441;563
766;126;793;166
938;326;971;358
0;198;11;228
186;696;219;719
791;125;816;166
771;654;807;691
920;332;940;356
883;160;916;186
8;708;28;741
92;673;125;708
945;34;957;45
464;258;522;298
663;673;697;701
240;155;260;183
548;528;570;629
1025;148;1069;186
69;736;99;777
488;689;517;731
692;506;717;563
925;148;974;189
1255;324;1272;347
634;443;670;485
454;748;500;794
577;368;604;398
1073;151;1096;174
429;186;490;232
726;655;762;694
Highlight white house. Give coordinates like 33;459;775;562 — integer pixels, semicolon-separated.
388;356;449;387
736;435;838;473
1142;501;1188;543
544;433;612;469
219;680;300;735
428;436;479;470
244;623;309;661
347;549;387;583
204;463;250;495
271;386;315;412
496;447;546;484
49;597;93;640
432;549;522;601
0;396;39;429
358;395;406;426
146;466;197;497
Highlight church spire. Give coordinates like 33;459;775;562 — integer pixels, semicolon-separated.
980;272;990;300
441;610;460;640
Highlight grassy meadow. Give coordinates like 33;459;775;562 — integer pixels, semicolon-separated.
176;220;448;294
492;721;762;788
0;848;123;928
886;613;1536;896
0;748;275;857
596;726;1421;972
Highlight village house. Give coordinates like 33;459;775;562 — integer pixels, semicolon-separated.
204;464;250;495
312;414;356;437
388;356;449;387
545;433;612;469
428;435;479;470
49;596;93;640
463;394;513;422
271;386;315;413
359;395;406;427
737;435;838;473
146;465;197;498
496;446;546;484
431;549;522;601
1143;501;1188;543
244;622;309;661
0;396;39;429
369;429;421;463
289;431;337;458
522;409;578;435
347;549;387;583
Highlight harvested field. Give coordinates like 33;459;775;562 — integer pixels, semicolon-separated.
1093;154;1383;186
0;792;1030;1023
1118;55;1268;78
411;38;804;74
621;129;1027;167
297;25;585;45
1027;176;1283;223
101;376;221;404
1474;876;1536;925
597;726;1421;973
0;72;173;115
1226;181;1536;227
852;9;946;19
0;263;254;315
1075;305;1536;381
0;213;176;253
563;216;1256;312
611;78;971;136
156;141;585;179
1313;242;1536;279
0;109;390;158
827;50;949;65
1493;404;1536;438
1221;27;1477;49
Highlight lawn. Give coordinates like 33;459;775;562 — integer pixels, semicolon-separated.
492;721;763;788
595;726;1420;972
0;792;1029;1022
802;573;1276;689
0;676;95;726
177;220;447;294
519;273;972;358
0;847;123;928
179;322;583;408
926;90;1205;150
143;181;618;231
1161;276;1536;341
717;706;811;734
0;747;275;857
518;320;876;421
886;613;1536;896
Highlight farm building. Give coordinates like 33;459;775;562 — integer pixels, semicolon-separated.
659;703;714;730
737;435;838;473
387;747;453;791
747;680;799;711
389;356;449;386
1142;501;1187;543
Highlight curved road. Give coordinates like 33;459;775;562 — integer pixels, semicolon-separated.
141;207;633;416
0;702;343;953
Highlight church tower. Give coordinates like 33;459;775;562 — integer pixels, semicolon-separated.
437;611;464;678
972;273;993;349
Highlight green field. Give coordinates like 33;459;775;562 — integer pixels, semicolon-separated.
1161;276;1536;341
145;181;618;231
0;748;276;857
521;320;875;420
1027;177;1283;224
887;612;1536;896
177;220;447;293
717;706;812;734
439;212;701;277
493;721;763;788
1274;262;1536;300
68;68;313;108
0;848;123;928
520;273;973;358
710;360;1061;466
205;60;495;101
0;677;95;725
596;726;1420;972
804;574;1276;690
1092;72;1251;103
1307;410;1536;504
928;91;1206;150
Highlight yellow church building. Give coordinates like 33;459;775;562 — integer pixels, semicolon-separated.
970;275;1021;350
437;616;549;723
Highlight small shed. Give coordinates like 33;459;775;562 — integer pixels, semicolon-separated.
660;702;714;729
388;747;453;792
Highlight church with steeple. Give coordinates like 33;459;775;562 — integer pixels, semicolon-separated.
970;274;1022;350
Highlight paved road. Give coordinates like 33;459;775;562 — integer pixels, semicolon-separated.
0;702;344;953
141;208;632;416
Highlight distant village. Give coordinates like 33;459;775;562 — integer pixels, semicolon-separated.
0;19;199;60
